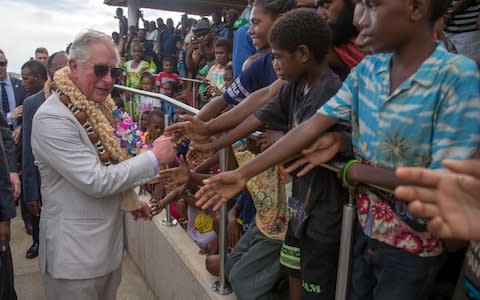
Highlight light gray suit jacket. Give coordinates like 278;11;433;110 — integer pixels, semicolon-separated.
32;93;156;280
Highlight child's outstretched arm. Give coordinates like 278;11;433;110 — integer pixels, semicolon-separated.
188;114;264;163
164;80;284;143
159;156;190;192
195;113;338;211
206;79;286;134
395;159;480;240
284;131;350;176
196;95;231;121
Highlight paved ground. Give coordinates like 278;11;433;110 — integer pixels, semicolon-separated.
10;207;157;300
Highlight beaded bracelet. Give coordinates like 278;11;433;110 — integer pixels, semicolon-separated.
341;159;360;189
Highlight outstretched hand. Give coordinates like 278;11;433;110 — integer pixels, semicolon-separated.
164;114;211;143
150;184;187;216
195;170;246;211
131;201;153;221
187;140;217;167
159;156;190;192
256;129;285;152
284;132;346;176
151;135;177;164
395;159;480;240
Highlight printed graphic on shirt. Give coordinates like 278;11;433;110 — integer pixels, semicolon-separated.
465;241;480;300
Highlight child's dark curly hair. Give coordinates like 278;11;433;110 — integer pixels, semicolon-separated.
431;0;452;22
253;0;296;16
268;8;330;62
138;72;155;89
215;38;233;53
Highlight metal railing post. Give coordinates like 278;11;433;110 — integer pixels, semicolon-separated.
179;77;204;109
335;193;356;300
161;112;177;227
212;148;233;295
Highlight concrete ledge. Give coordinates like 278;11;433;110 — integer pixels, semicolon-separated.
124;210;237;300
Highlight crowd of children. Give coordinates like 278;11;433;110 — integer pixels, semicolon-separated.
153;0;480;299
20;0;477;299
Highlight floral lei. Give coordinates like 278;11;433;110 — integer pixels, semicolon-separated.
54;66;128;162
54;66;145;211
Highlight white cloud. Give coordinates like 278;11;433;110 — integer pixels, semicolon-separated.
2;0;187;74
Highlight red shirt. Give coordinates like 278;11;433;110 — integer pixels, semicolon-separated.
333;36;364;70
155;72;180;94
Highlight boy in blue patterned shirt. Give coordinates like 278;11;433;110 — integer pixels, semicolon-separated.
196;0;480;299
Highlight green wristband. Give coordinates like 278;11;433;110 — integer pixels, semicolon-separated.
342;159;360;189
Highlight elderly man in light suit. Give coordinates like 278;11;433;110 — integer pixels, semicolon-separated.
31;30;173;299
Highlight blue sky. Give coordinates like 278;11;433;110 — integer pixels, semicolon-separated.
2;0;187;74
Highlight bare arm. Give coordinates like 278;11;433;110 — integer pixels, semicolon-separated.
189;171;213;186
235;114;337;180
206;79;285;134
348;163;401;191
195;114;338;210
196;95;230;121
191;115;263;158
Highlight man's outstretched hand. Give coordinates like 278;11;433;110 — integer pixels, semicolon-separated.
151;135;177;164
131;201;153;221
195;170;246;211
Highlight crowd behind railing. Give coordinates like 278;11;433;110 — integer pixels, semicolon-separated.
2;0;480;299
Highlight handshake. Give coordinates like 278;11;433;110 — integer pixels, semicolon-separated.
150;135;177;165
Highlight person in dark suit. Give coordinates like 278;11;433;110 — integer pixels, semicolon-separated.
21;60;47;259
0;110;18;300
22;52;67;259
0;49;30;235
0;49;27;138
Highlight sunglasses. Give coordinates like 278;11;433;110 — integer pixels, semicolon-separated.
0;61;7;67
86;63;123;79
195;31;209;38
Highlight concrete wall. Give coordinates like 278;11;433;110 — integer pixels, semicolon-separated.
124;210;237;300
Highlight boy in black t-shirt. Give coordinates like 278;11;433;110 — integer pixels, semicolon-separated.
196;8;348;299
255;9;347;299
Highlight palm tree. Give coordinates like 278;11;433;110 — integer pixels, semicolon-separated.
378;128;412;166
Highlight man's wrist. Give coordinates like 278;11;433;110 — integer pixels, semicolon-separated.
146;151;160;176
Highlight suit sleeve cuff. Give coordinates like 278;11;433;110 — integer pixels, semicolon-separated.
6;112;12;125
146;151;160;176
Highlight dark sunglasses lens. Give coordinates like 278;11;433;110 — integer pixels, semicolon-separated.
93;65;109;77
110;67;123;79
0;61;7;67
195;31;208;37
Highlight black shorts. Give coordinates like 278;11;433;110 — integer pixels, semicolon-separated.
280;223;340;300
280;223;301;278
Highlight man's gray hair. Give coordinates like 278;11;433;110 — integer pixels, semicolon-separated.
69;29;119;65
